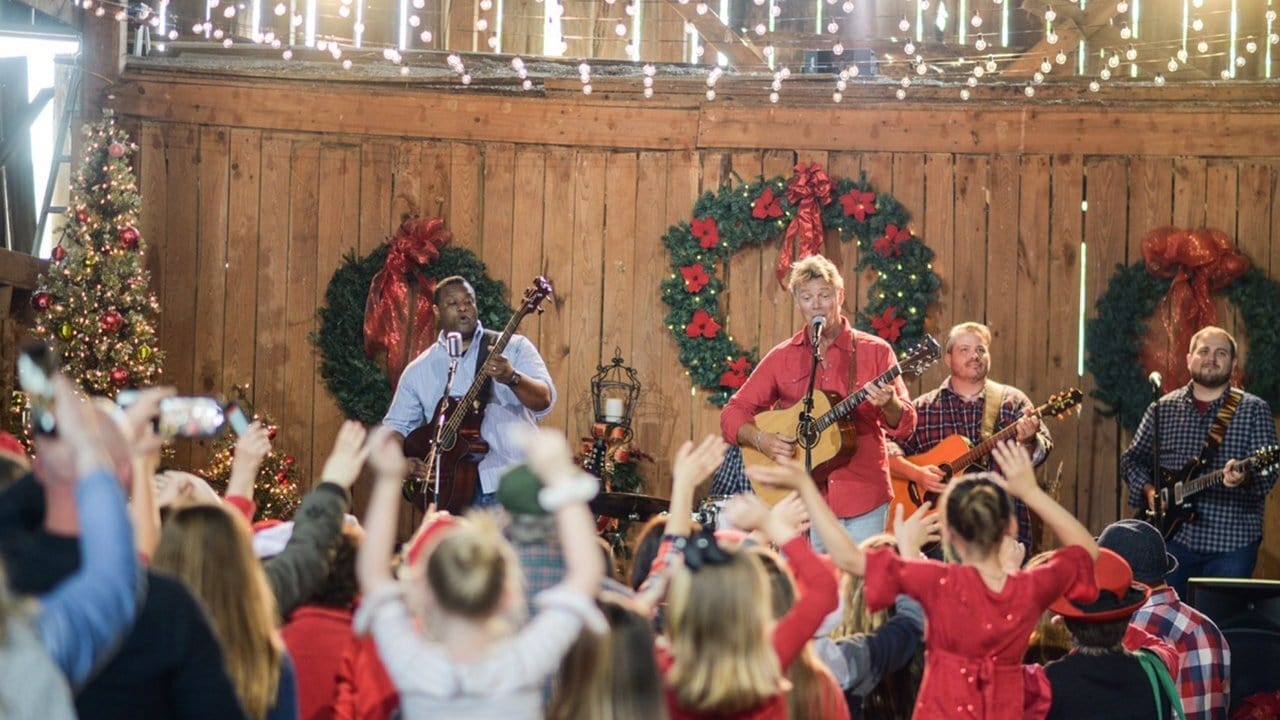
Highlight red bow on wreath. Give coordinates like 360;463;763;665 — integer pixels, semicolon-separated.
1138;226;1250;391
874;224;912;257
686;309;721;338
776;163;833;287
364;216;452;389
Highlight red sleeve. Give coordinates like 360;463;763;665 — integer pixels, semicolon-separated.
721;345;785;443
772;536;838;670
1029;545;1097;608
863;547;949;613
639;538;677;596
1123;624;1179;677
224;494;256;522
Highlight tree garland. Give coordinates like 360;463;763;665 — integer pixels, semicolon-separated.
1085;263;1280;433
661;167;941;406
315;244;513;424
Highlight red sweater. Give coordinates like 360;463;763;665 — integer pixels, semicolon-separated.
281;606;355;720
658;536;839;720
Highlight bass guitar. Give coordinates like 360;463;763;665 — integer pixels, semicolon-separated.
891;388;1083;512
403;277;554;513
1138;444;1279;540
742;335;941;504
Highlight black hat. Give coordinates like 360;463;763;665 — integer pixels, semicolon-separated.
1097;519;1178;586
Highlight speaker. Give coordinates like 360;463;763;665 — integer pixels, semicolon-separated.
1187;578;1280;713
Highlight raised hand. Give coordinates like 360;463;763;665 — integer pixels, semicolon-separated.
512;425;578;487
770;491;811;536
366;425;408;481
745;456;813;492
672;435;728;491
892;501;941;558
722;493;772;533
321;421;370;489
51;375;112;479
991;440;1038;500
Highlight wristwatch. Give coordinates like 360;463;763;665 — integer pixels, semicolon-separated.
505;371;522;387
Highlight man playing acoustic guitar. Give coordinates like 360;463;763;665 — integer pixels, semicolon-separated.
889;322;1053;553
1121;325;1278;598
721;254;918;548
383;276;555;509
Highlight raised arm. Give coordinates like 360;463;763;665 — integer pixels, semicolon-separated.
748;458;867;575
993;440;1098;559
358;426;406;594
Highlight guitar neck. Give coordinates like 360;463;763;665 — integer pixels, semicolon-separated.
953;423;1023;469
1177;466;1231;500
442;308;530;435
815;366;903;432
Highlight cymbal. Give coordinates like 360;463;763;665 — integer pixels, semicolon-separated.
590;492;669;520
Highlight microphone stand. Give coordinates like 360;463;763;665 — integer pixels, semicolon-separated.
1150;382;1163;530
800;324;822;473
431;352;462;505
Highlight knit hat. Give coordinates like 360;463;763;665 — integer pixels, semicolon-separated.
1097;519;1179;586
1050;548;1150;622
496;464;546;516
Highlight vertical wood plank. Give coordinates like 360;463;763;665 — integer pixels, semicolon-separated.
657;149;700;496
449;144;484;253
481;143;515;291
359;141;395;255
953;155;989;334
759;150;796;361
1205;162;1240;336
727;151;764;366
223;129;262;411
282;140;320;493
986;155;1019;385
511;148;547;346
138;123;168;314
1172;158;1208;229
1081;156;1129;532
632;151;671;492
191;127;231;470
1015;156;1052;409
390;141;424;228
312;144;361;485
601;152;639;363
567;150;608;440
920;154;955;390
254;135;292;440
420;141;453;224
1046;154;1084;528
892;152;928;396
540;147;576;436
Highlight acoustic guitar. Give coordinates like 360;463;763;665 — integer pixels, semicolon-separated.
890;387;1083;512
403;277;553;513
1138;444;1279;540
741;335;941;504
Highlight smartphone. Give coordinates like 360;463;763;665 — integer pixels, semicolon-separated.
155;396;228;439
16;339;58;436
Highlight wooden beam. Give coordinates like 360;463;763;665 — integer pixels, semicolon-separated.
1005;0;1124;77
660;0;767;69
0;248;48;291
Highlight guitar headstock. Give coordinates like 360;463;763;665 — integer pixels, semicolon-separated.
1043;388;1084;418
898;335;941;377
1249;445;1280;475
521;276;554;315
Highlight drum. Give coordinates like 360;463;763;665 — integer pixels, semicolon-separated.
693;495;732;530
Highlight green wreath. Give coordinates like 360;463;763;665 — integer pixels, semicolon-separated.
315;244;513;424
661;167;941;406
1085;263;1280;433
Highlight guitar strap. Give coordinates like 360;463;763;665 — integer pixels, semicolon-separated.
980;380;1005;440
473;329;502;408
1187;387;1242;474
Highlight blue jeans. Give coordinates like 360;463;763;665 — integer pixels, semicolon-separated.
472;485;499;509
811;502;890;552
1166;538;1260;599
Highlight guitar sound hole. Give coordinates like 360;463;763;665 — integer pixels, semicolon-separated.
797;421;819;449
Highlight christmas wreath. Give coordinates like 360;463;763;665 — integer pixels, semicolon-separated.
1085;226;1280;433
661;162;941;406
315;217;513;425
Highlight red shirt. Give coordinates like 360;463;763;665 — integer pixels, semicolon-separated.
282;606;355;720
721;318;917;517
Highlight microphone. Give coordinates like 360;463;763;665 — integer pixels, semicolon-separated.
1148;371;1163;391
445;332;463;359
811;315;826;345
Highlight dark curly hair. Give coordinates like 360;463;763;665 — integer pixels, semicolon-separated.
304;531;360;609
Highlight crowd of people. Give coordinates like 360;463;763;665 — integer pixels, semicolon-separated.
0;255;1269;719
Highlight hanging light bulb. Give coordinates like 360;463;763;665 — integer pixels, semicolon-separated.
904;41;916;54
1089;80;1101;91
1177;48;1189;62
1119;22;1131;39
1040;57;1052;72
975;35;988;51
1191;16;1204;31
1197;39;1209;53
960;88;971;100
1116;0;1127;11
971;10;983;27
1100;67;1112;79
899;16;911;31
1044;7;1056;22
1125;44;1138;60
1168;57;1179;71
1055;50;1068;64
1246;40;1258;53
1154;72;1166;85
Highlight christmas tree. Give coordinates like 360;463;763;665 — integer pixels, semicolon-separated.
201;416;302;522
30;111;163;396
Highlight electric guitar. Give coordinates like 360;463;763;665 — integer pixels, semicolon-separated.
403;277;553;513
1138;444;1279;540
742;335;941;505
892;387;1084;512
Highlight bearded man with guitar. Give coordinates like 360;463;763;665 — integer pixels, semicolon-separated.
889;322;1059;553
1121;325;1278;598
720;255;919;548
382;276;555;511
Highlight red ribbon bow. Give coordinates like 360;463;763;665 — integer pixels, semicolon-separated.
1138;226;1250;391
776;163;833;287
363;216;453;389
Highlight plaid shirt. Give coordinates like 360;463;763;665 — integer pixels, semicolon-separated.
1121;384;1278;553
1131;585;1231;720
897;380;1052;548
710;445;752;496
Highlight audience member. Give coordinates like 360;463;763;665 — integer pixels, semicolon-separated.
547;595;667;720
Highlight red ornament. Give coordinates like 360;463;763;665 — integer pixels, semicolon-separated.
283;454;296;466
266;426;278;440
613;448;631;463
685;309;721;339
32;292;53;311
690;216;720;249
52;245;67;262
108;142;126;158
109;366;131;387
99;310;124;334
274;470;289;485
119;225;140;249
75;210;89;224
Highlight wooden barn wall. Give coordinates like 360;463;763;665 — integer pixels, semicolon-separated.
117;81;1280;573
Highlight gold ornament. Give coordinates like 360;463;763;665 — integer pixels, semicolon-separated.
136;345;152;361
59;322;74;340
84;253;98;267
